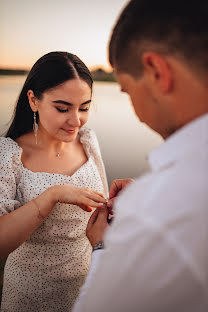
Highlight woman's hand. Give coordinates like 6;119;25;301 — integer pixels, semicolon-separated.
50;185;107;212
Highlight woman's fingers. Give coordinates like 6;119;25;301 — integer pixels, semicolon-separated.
85;189;107;203
81;202;106;213
56;185;107;212
77;189;107;212
79;204;92;212
95;192;106;198
79;189;107;209
81;198;105;209
89;194;106;203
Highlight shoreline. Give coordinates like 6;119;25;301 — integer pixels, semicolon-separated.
0;68;117;82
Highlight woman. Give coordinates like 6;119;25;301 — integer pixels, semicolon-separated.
0;51;108;312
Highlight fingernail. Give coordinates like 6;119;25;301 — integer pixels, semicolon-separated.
98;203;105;206
86;206;92;212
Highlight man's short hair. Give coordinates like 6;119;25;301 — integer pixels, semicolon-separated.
109;0;208;77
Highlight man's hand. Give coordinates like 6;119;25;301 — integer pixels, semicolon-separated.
86;206;109;248
107;179;134;211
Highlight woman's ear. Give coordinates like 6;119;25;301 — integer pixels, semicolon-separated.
27;90;38;112
142;52;173;94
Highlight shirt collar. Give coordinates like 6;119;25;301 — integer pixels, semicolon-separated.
148;113;208;171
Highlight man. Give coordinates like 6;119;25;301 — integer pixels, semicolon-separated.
73;0;208;311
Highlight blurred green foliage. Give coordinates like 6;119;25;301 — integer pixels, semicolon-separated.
91;68;117;82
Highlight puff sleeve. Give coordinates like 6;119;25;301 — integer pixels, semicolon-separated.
80;128;109;198
0;137;22;216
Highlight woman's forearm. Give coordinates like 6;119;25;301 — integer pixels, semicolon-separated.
0;184;106;259
0;187;56;258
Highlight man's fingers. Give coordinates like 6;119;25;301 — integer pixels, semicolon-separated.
106;198;116;215
109;180;120;199
109;179;134;199
86;207;109;246
107;198;116;208
87;209;99;227
87;207;108;229
96;207;109;223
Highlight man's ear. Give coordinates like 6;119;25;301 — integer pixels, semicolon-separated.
27;90;39;112
142;52;173;93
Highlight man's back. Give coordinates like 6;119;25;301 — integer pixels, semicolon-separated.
74;113;208;312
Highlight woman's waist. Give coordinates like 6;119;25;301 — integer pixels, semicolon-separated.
30;213;91;241
13;235;91;256
6;240;92;278
28;235;87;254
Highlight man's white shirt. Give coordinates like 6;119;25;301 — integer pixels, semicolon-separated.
73;113;208;312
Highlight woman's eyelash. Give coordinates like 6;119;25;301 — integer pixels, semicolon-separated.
56;107;89;113
56;108;68;112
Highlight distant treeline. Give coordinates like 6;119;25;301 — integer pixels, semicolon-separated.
0;68;117;82
0;69;29;75
91;68;116;82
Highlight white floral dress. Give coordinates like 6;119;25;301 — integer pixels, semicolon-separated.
0;127;108;312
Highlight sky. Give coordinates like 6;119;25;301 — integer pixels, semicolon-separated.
0;0;128;71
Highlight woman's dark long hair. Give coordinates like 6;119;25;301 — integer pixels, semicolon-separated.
5;51;93;140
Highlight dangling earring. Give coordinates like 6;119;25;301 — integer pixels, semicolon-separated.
33;112;38;145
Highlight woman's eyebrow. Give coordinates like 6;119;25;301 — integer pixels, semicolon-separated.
52;100;91;106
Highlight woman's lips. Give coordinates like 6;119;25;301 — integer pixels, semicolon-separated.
62;128;76;134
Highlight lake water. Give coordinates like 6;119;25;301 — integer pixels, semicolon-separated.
0;75;163;185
